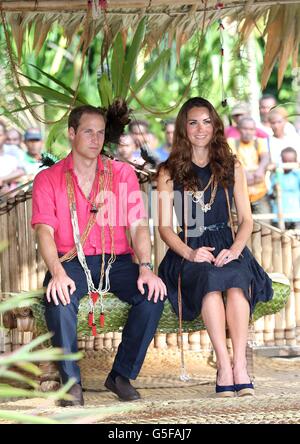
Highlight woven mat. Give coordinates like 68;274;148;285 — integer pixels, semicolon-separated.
0;356;299;424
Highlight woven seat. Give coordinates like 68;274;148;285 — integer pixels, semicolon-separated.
30;273;290;336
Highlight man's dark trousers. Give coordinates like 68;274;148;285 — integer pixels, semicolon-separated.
44;254;164;384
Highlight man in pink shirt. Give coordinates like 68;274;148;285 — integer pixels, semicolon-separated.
32;103;166;406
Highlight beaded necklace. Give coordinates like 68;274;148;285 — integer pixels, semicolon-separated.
65;157;115;336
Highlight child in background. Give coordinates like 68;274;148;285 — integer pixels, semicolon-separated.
269;147;300;229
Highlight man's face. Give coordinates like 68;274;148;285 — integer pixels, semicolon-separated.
269;113;285;138
259;98;276;121
238;120;256;143
6;129;21;146
117;135;136;160
69;113;105;160
165;123;175;146
130;124;148;148
25;139;43;156
281;151;297;164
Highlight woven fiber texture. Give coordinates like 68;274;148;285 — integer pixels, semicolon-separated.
0;356;299;424
31;281;290;335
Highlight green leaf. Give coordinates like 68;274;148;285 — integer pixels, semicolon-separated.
120;17;147;99
0;370;39;389
98;72;113;108
0;410;59;424
0;291;43;314
21;86;83;107
15;361;41;377
111;32;125;97
46;116;68;150
128;49;171;103
26;65;89;105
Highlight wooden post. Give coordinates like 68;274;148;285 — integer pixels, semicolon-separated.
0;202;10;293
252;222;264;345
154;332;167;349
16;192;30;292
292;237;300;344
282;234;296;345
188;331;201;351
261;225;275;345
272;230;285;345
26;192;38;290
7;198;20;292
166;332;178;349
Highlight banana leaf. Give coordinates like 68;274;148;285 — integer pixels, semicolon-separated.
21;86;83;107
120;17;147;99
98;72;113;108
128;48;171;102
111;32;125;98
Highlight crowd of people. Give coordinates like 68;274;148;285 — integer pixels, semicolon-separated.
0;120;44;196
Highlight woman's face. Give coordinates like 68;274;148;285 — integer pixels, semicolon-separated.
186;106;214;149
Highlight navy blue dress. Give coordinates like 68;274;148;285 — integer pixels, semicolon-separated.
158;163;273;321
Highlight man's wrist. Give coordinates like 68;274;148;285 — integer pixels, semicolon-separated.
139;262;154;271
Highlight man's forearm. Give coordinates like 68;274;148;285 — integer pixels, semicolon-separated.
130;223;151;264
36;226;65;276
1;169;25;184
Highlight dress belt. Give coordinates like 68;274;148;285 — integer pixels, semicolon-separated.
199;222;228;232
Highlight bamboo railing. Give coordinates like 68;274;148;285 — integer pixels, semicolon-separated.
0;188;300;355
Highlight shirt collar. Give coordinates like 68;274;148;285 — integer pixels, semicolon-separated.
63;152;104;172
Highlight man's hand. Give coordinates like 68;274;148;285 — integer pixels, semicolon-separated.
246;172;255;186
137;267;167;303
253;168;265;183
46;270;76;306
189;246;215;263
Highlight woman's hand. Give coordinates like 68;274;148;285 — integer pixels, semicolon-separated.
214;248;240;267
189;246;215;263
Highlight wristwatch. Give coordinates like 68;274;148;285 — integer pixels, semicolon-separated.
139;262;154;271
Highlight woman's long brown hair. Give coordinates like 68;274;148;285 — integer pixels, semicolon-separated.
158;97;236;190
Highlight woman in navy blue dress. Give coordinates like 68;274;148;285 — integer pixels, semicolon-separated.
157;97;273;397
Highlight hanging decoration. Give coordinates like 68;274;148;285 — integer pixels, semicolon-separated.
215;3;227;108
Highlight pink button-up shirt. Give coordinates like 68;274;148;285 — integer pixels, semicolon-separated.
31;153;147;255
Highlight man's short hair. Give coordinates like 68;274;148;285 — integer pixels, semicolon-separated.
281;147;297;158
260;93;276;103
237;117;256;128
68;105;106;132
128;120;149;132
163;118;175;128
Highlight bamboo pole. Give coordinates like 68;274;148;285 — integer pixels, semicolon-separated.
154;332;167;349
261;225;275;345
252;222;264;345
0;202;10;293
292;237;300;344
282;234;296;345
7;198;20;292
16;192;30;292
26;192;38;290
188;331;201;351
272;230;285;345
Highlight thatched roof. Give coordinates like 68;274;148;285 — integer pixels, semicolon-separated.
1;1;300;88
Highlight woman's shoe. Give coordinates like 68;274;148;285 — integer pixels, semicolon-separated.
234;382;255;397
215;372;235;398
216;383;235;398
